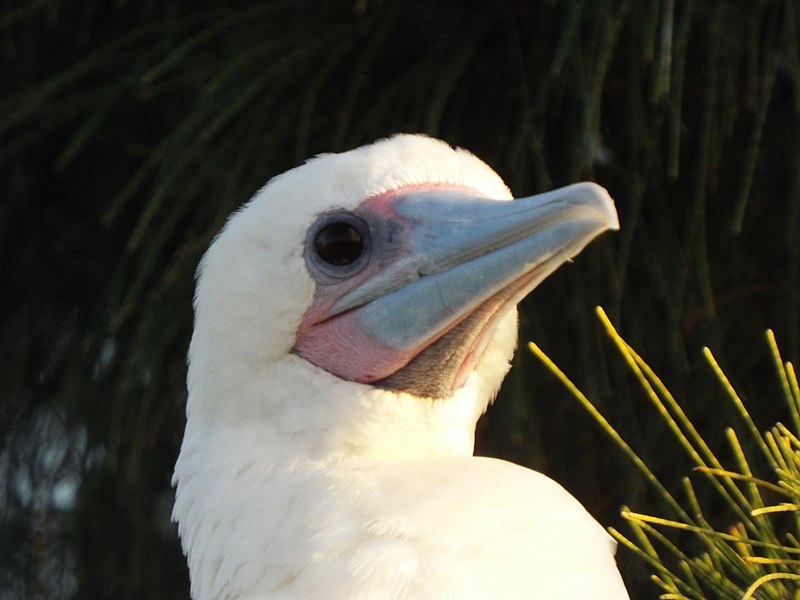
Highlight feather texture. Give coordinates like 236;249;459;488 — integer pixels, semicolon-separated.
173;135;628;598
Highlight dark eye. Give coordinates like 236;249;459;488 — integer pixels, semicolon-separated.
305;212;371;279
315;222;364;266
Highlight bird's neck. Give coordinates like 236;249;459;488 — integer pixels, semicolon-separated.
186;354;487;462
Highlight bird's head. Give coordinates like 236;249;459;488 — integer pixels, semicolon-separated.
186;134;617;458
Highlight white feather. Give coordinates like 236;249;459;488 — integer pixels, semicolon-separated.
174;134;628;599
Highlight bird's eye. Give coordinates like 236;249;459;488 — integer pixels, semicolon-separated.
314;222;364;266
305;212;371;279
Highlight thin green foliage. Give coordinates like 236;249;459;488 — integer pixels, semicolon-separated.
531;308;800;598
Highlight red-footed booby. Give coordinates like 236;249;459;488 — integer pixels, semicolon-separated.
173;134;628;599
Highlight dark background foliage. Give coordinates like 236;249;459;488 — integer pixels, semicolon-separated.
2;0;799;597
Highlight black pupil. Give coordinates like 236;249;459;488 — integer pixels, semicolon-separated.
314;222;364;266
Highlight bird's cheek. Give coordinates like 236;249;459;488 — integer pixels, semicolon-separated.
293;310;422;384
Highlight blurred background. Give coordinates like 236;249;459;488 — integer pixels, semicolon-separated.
2;0;799;597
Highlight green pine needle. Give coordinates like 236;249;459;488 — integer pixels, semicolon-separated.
530;307;800;599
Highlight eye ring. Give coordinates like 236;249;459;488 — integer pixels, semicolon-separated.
305;212;371;279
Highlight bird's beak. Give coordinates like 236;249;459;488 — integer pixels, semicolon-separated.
294;182;618;397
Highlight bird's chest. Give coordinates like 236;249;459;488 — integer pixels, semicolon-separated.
230;464;482;598
185;455;618;599
217;460;562;599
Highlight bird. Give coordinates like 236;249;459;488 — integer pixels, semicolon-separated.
172;134;629;599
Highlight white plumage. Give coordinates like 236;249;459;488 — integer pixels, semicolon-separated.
173;134;628;599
